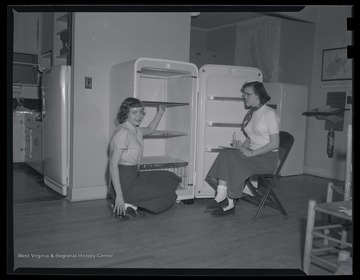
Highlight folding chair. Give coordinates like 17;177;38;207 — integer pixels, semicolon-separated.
241;131;294;220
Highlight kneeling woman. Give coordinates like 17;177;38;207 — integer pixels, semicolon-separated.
205;81;280;216
109;97;181;218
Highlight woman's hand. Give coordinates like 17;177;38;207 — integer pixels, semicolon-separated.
239;147;254;157
230;140;242;149
157;104;166;116
113;195;126;217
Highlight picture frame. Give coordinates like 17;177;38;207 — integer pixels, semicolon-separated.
321;47;352;81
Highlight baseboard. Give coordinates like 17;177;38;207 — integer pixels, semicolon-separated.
303;165;345;181
67;184;108;202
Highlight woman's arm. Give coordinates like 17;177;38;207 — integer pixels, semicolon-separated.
109;148;126;216
240;133;279;157
141;104;166;136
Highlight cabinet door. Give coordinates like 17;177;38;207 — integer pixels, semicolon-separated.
31;129;43;174
25;127;31;161
41;13;54;55
13;112;25;162
13;11;39;54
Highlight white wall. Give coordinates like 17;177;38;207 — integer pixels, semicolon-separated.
207;25;237;66
69;12;191;201
304;6;353;180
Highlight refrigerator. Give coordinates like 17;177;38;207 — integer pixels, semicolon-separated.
41;65;71;196
264;82;308;176
109;58;263;201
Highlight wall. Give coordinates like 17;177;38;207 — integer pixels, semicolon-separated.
190;28;208;49
278;19;315;87
69;12;191;201
303;6;353;180
207;25;237;66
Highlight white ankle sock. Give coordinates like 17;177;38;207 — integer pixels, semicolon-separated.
223;198;234;211
214;185;227;202
125;203;138;210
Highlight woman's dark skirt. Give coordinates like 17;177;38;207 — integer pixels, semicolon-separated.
206;149;278;199
111;165;181;214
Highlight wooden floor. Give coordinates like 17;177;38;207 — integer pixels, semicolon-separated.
10;163;345;275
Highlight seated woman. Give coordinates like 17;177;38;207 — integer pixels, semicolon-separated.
205;81;280;216
109;97;181;218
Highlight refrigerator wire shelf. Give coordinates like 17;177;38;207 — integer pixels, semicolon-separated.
139;163;188;190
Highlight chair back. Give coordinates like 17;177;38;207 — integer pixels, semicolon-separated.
276;131;294;176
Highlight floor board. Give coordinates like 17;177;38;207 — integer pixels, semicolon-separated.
10;163;348;275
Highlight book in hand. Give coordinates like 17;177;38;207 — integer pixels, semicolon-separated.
219;141;242;150
219;145;241;150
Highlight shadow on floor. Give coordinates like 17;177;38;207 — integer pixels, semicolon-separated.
12;163;65;204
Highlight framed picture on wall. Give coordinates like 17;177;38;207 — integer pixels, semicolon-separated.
321;47;352;81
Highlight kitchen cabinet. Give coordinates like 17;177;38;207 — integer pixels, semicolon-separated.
24;113;43;174
13;10;39;54
13;112;25;163
13;53;39;87
13;84;39;100
40;12;72;67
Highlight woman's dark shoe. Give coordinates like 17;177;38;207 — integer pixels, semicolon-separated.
210;206;235;217
126;207;146;218
204;198;228;212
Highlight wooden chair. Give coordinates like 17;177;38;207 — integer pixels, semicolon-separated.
303;123;353;275
324;123;352;246
241;131;294;220
302;199;352;275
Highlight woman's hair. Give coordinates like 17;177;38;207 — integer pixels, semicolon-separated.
241;81;271;104
117;97;144;124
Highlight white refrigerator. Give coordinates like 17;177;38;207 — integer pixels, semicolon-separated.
264;82;308;176
41;65;71;196
109;58;263;201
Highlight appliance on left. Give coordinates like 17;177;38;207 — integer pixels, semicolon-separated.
41;65;71;196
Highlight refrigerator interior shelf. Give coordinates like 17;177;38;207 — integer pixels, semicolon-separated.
206;121;243;127
207;96;244;102
144;130;188;139
139;155;188;170
142;101;189;107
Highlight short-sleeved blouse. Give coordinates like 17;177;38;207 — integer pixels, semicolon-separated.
243;105;280;151
110;121;144;165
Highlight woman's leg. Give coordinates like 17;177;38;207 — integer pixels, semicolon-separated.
214;180;227;202
216;180;235;211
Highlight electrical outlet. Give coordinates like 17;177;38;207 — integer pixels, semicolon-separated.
85;77;92;89
347;96;352;104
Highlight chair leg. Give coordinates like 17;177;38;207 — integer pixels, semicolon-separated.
268;189;287;216
324;182;334;246
303;199;316;275
253;177;287;220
